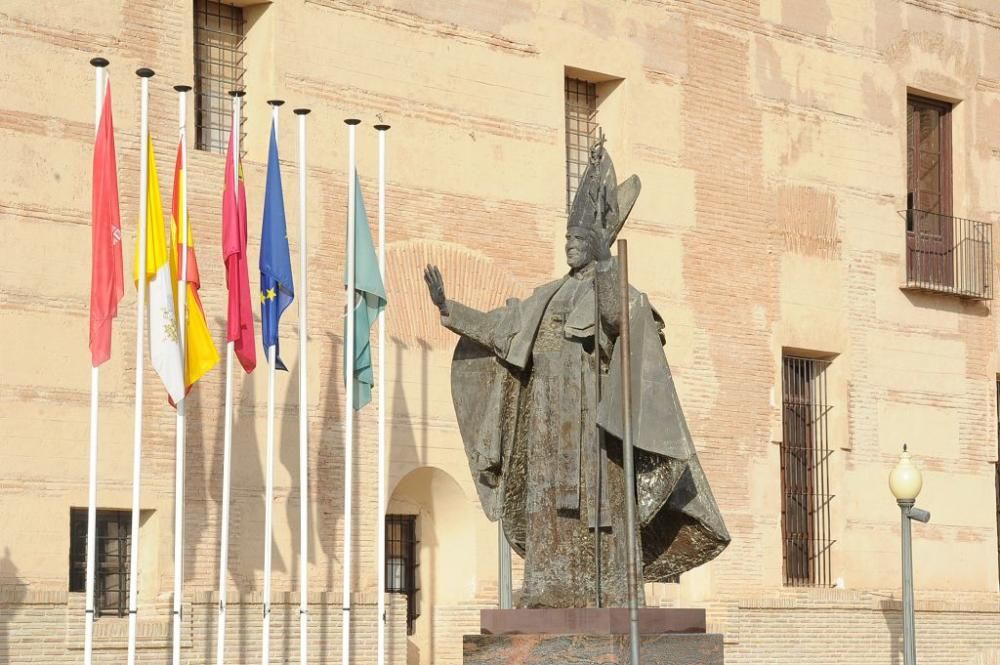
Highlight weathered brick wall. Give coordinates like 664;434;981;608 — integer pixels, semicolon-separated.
0;589;407;664
725;591;1000;665
2;0;1000;663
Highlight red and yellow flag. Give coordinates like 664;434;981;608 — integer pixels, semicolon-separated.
171;142;219;392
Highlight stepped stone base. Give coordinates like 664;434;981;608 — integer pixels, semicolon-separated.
465;609;724;664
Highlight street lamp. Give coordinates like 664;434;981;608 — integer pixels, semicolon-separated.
888;445;931;665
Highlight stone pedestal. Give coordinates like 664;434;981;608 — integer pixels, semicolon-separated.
464;609;724;665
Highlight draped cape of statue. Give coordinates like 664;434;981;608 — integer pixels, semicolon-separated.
449;276;731;581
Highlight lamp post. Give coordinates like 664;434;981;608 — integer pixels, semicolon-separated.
888;445;931;665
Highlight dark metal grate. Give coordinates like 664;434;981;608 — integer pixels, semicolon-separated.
781;356;836;587
385;515;419;635
69;508;131;618
901;209;993;300
194;0;246;153
565;77;599;212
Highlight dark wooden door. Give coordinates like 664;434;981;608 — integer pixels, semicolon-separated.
906;96;953;286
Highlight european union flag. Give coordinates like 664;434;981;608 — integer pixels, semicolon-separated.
259;120;294;370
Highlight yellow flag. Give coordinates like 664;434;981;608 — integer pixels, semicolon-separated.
134;136;185;403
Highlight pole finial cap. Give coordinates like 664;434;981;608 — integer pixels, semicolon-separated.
293;108;312;115
229;90;247;98
136;68;155;78
90;57;110;68
173;84;193;93
374;124;391;131
344;118;361;125
267;99;286;107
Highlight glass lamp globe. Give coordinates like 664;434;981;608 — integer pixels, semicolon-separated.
889;445;923;501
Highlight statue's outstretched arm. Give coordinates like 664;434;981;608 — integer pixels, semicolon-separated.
441;300;505;350
424;263;510;353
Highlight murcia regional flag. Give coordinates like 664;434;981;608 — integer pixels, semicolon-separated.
135;135;185;403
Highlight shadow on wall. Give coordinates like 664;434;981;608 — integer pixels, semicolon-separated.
880;604;903;665
279;357;302;665
0;547;26;663
318;331;344;665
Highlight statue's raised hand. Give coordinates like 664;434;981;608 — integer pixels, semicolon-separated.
423;264;450;316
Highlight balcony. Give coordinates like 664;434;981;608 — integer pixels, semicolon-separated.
901;209;993;300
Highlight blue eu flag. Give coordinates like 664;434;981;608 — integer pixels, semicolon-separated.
259;120;294;370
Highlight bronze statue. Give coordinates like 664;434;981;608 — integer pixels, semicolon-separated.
423;144;729;609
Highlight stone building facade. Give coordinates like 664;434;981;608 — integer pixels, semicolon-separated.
2;0;999;664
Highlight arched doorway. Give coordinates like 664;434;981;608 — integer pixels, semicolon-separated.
386;466;480;665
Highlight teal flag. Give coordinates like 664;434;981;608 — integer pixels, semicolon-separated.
344;171;387;410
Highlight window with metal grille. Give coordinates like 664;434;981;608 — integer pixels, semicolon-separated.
194;0;246;153
69;508;131;618
385;515;419;635
995;378;999;579
565;77;599;211
781;355;836;587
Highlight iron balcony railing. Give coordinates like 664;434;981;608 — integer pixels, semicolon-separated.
901;209;993;300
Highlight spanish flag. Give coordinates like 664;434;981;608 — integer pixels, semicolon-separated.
171;142;219;393
134;135;185;404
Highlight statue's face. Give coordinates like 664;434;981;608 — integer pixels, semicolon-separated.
565;228;593;270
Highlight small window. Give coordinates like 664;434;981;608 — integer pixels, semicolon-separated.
781;355;835;587
385;515;419;635
69;508;131;618
194;0;246;153
564;77;599;211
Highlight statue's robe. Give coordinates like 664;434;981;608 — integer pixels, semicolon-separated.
444;263;729;608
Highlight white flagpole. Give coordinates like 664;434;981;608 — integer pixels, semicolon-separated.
84;55;109;665
374;122;390;665
293;106;311;665
170;82;192;665
127;66;155;665
216;88;243;665
262;98;284;665
342;117;360;665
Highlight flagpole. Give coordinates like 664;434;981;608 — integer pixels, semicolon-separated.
216;88;244;665
342;117;360;665
262;98;284;665
84;55;109;665
374;122;390;665
293;106;311;665
170;82;192;665
127;66;155;665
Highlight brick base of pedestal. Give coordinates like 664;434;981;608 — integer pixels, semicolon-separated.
463;632;724;665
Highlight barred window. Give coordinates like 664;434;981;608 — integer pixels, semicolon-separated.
565;77;599;211
69;508;131;618
385;515;419;635
194;0;246;153
995;378;999;578
781;355;836;587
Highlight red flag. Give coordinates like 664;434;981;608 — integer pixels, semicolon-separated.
223;128;256;373
90;82;124;366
